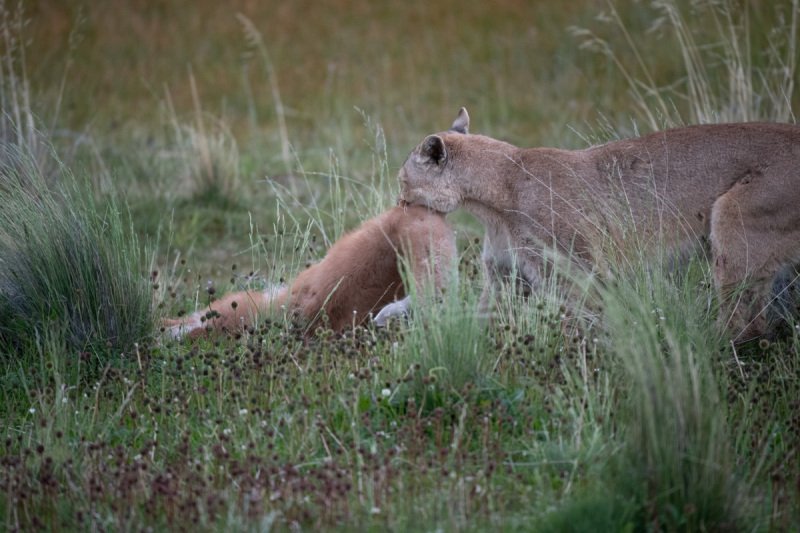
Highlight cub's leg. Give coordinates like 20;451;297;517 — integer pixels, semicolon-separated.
373;296;412;326
710;175;800;342
163;285;287;339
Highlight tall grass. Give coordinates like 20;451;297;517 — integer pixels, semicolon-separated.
571;0;798;130
0;1;152;361
600;259;742;529
264;109;395;247
393;272;492;400
0;141;153;360
0;1;60;184
159;73;242;205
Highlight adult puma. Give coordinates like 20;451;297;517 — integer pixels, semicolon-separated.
398;108;800;342
164;205;455;339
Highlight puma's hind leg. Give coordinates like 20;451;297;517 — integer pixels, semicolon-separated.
710;176;800;342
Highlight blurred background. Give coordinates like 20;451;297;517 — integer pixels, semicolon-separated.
10;0;800;269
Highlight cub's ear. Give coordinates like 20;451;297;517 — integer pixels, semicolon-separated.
418;135;447;165
450;107;469;134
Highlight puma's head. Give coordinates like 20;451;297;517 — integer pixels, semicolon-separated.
398;107;470;213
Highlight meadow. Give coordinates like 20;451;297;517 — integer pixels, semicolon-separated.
1;0;799;530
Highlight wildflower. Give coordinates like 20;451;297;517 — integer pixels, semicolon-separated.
381;388;391;398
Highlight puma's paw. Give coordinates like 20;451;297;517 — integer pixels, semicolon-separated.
373;296;411;327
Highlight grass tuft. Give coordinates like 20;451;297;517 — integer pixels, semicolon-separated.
0;140;153;361
598;255;745;530
395;275;492;402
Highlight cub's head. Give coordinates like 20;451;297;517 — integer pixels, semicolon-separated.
398;107;470;213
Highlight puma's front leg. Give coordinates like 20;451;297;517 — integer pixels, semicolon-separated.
477;237;509;320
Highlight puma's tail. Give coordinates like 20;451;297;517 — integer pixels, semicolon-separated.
162;284;288;340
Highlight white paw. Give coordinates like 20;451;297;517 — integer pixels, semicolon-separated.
373;296;411;327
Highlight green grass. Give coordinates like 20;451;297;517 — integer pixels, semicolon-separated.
0;143;153;363
1;0;799;530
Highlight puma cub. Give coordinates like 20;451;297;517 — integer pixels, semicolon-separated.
399;108;800;342
164;205;455;339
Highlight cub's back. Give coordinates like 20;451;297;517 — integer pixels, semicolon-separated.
290;206;451;330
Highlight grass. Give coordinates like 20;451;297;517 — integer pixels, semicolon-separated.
600;258;741;530
0;142;153;363
1;0;799;530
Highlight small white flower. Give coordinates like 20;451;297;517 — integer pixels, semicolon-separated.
381;388;391;398
28;407;36;415
239;408;248;416
223;428;232;436
370;507;381;515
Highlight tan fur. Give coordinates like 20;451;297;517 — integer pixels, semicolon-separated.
399;108;800;342
163;205;456;339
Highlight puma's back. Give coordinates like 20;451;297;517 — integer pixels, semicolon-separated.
576;123;800;238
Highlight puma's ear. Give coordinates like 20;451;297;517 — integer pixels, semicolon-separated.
418;135;447;165
450;107;469;134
